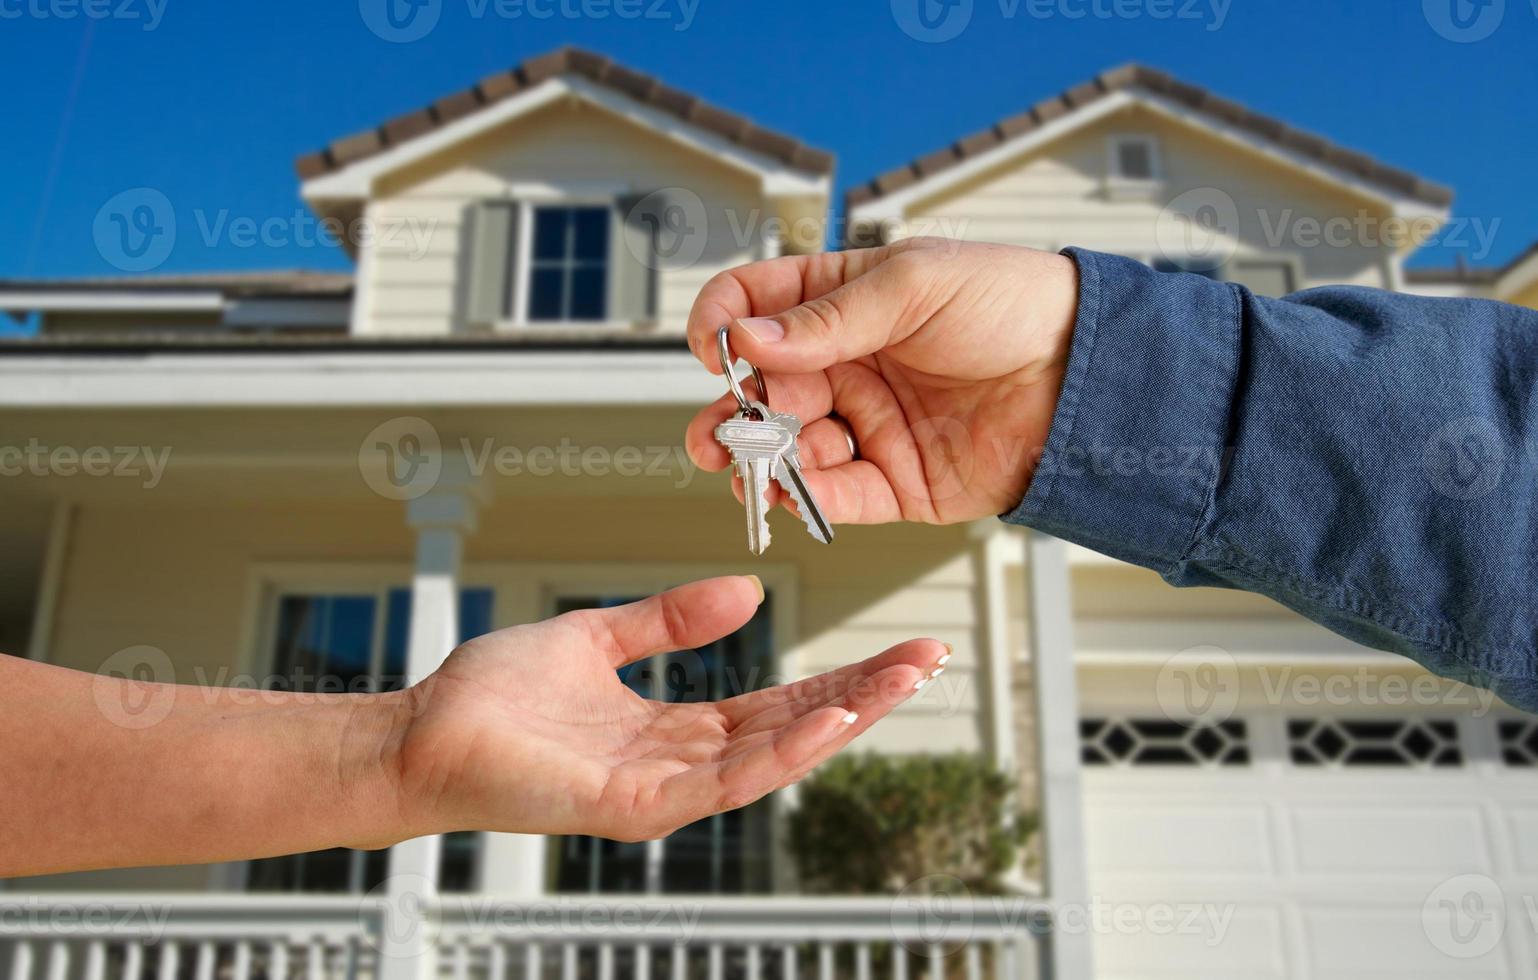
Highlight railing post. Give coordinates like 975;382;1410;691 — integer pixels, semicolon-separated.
1024;532;1093;979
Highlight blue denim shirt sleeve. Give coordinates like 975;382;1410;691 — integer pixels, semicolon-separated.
1007;247;1538;712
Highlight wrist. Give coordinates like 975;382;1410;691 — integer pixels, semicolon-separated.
336;689;427;849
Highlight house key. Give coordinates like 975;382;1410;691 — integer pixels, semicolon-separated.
713;326;835;555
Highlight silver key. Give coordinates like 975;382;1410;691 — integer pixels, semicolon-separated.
715;406;793;555
715;401;835;554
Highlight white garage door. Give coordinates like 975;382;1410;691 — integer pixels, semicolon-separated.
1078;706;1538;979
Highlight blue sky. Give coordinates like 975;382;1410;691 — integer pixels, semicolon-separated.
1;0;1535;282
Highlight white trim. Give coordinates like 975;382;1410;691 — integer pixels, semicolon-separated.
25;500;74;663
1025;532;1094;977
0;351;721;407
224;297;352;329
0;291;225;313
300;76;828;202
849;87;1448;225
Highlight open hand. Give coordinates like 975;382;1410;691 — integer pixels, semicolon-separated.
685;238;1079;525
394;576;946;842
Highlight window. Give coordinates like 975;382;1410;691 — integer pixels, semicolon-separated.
1080;718;1250;767
244;585;494;894
1108;136;1160;182
551;594;776;894
1498;719;1538;766
527;205;610;321
1288;718;1462;768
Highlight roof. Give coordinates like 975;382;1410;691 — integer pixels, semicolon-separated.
845;63;1453;214
0;270;354;299
1403;240;1538;285
296;46;835;181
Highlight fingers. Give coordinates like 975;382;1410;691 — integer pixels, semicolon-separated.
685;372;835;471
646;653;940;832
580;576;764;669
721;638;948;738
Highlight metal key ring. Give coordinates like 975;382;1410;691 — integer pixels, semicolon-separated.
717;325;769;416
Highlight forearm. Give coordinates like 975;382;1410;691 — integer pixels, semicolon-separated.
0;654;417;878
1011;248;1538;709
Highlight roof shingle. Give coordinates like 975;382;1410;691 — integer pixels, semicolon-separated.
296;46;834;180
844;63;1453;216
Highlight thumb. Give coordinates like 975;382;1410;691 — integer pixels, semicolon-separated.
725;254;928;374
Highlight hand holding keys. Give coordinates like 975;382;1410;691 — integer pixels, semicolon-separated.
713;326;834;555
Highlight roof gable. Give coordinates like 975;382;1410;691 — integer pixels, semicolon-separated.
846;64;1452;221
296;46;834;188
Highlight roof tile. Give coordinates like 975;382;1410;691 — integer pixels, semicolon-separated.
846;63;1452;214
296;46;833;180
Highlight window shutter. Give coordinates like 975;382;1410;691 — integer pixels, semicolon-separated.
613;193;661;325
466;201;518;327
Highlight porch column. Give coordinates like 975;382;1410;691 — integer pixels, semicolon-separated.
969;521;1019;771
383;455;484;980
1024;532;1094;978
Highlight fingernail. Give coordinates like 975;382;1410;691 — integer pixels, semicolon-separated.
938;644;953;667
746;575;765;603
929;666;946;681
841;711;859;725
913;678;928;691
738;317;785;343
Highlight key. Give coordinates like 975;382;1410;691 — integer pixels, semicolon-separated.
715;406;794;555
715;401;835;554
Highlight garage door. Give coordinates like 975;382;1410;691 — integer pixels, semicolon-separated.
1078;704;1538;979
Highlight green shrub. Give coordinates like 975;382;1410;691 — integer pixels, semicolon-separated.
787;752;1036;895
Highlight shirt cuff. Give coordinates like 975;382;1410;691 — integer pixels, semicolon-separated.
1004;248;1243;574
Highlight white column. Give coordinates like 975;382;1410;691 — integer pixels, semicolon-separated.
383;455;484;980
26;500;74;663
969;521;1019;772
1024;532;1094;978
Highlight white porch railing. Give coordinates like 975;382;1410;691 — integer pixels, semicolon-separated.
0;895;1053;980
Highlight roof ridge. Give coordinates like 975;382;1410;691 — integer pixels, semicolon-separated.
296;45;835;180
844;63;1452;216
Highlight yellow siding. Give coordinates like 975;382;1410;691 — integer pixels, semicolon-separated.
361;100;765;336
902;104;1402;289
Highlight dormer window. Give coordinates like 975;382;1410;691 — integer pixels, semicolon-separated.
1106;135;1162;199
528;206;611;321
464;193;663;331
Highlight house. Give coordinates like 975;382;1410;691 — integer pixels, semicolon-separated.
2;49;1533;980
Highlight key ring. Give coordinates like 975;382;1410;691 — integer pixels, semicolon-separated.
717;325;769;418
